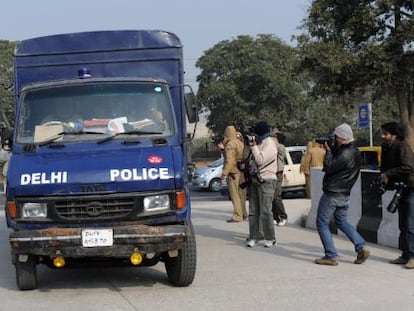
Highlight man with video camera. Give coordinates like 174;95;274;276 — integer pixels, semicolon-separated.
380;122;414;269
245;121;278;248
314;123;370;266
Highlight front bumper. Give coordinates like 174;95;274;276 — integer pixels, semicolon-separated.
9;223;188;258
191;179;208;189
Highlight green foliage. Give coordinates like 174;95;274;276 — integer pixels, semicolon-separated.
196;34;309;137
297;0;414;141
0;40;16;127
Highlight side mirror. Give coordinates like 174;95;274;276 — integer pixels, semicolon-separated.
184;85;199;124
0;125;13;150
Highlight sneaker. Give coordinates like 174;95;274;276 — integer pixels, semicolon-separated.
273;220;277;225
314;257;339;266
263;240;276;248
246;239;257;248
354;248;370;264
278;219;287;226
389;257;409;264
405;259;414;269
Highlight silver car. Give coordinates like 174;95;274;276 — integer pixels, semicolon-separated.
191;158;223;192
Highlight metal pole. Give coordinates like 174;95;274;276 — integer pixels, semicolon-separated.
369;103;373;146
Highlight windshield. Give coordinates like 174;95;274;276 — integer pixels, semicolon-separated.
209;158;223;168
16;82;175;143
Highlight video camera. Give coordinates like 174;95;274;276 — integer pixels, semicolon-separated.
315;134;335;149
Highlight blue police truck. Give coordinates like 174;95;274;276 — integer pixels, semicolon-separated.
3;30;198;290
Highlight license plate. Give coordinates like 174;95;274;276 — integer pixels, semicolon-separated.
81;229;113;247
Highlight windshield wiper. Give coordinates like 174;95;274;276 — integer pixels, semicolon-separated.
68;130;106;135
97;130;163;144
38;132;65;147
37;130;106;147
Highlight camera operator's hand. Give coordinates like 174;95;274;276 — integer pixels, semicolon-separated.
380;173;389;185
324;141;331;151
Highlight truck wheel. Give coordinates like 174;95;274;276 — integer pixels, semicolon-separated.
209;178;221;192
15;255;37;290
165;220;197;287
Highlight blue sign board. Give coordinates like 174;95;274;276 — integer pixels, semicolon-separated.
358;103;370;128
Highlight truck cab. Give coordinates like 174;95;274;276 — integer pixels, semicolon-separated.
3;30;198;290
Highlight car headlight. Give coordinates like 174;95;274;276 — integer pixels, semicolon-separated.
22;202;47;218
143;194;170;212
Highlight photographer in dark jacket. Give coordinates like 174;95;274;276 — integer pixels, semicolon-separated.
380;122;414;269
314;123;370;266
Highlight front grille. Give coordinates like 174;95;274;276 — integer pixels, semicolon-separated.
55;197;136;220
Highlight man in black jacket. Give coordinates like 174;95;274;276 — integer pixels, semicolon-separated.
314;123;370;266
380;122;414;269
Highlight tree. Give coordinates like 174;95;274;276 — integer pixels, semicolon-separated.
0;40;15;127
297;0;414;148
196;34;310;137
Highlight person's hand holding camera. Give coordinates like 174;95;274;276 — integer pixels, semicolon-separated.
249;136;257;147
380;173;389;185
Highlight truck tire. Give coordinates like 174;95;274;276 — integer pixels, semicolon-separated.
209;178;221;192
165;220;197;287
15;255;37;290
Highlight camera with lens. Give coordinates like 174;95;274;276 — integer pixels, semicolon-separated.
386;181;407;213
315;134;335;149
315;137;330;145
244;133;257;143
377;178;407;213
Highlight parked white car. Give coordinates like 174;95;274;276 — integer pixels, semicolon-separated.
282;146;307;195
191;158;224;192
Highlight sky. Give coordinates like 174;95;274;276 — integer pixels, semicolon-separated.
0;0;311;90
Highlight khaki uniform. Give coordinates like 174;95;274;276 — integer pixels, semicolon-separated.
300;141;326;198
222;126;245;221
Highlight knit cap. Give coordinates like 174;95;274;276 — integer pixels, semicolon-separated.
334;123;354;143
253;121;270;136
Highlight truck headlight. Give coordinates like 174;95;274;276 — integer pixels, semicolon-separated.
143;195;170;212
22;202;47;218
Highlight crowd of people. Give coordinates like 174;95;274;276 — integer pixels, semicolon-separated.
217;120;414;269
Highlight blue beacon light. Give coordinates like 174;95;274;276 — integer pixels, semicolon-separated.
78;67;91;79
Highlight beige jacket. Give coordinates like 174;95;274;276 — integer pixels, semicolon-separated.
250;136;278;181
222;126;244;176
300;141;326;175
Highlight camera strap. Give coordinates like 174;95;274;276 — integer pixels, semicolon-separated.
241;151;252;164
257;159;275;172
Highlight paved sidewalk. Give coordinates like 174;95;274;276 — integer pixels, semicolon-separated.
194;198;413;311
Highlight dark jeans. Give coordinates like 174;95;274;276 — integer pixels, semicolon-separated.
316;192;365;259
272;172;287;222
398;189;414;259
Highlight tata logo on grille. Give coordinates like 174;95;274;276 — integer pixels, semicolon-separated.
85;201;104;217
147;155;163;164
